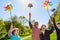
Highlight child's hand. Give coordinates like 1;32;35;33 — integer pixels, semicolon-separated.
50;15;54;21
50;15;55;25
10;24;13;30
51;21;53;25
51;15;54;19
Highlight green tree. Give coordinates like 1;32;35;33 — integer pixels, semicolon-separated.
54;2;60;22
0;19;7;40
19;16;28;25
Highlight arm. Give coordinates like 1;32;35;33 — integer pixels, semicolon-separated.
48;18;54;34
48;25;54;34
52;17;58;30
29;13;33;28
29;18;33;28
8;24;13;37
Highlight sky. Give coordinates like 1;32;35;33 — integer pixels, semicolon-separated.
0;0;60;27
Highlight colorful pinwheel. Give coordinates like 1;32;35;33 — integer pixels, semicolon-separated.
43;0;52;9
4;2;13;11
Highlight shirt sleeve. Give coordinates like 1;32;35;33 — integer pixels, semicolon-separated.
53;18;58;30
29;18;33;28
48;25;54;34
8;30;12;37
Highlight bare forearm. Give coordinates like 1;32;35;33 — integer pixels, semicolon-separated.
8;24;13;37
10;24;13;30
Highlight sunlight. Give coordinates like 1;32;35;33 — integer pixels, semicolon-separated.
20;0;32;6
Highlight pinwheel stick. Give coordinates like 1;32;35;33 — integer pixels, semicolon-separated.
47;8;50;17
47;8;52;21
10;10;13;25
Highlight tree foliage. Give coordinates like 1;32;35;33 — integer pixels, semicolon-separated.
0;15;31;40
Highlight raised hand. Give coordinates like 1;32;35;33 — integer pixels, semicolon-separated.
50;15;55;24
51;20;53;25
52;15;54;19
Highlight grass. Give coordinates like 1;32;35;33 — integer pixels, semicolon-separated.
7;31;57;40
23;37;32;40
23;31;57;40
50;31;57;40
